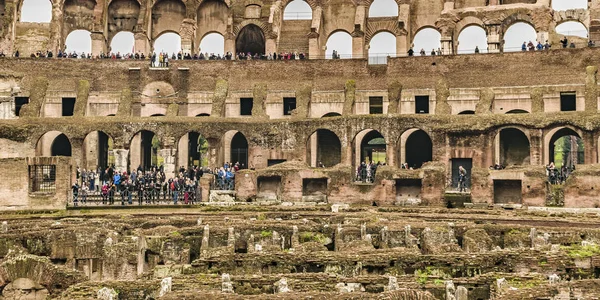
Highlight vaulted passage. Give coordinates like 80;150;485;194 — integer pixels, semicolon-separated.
307;129;341;167
499;128;530;166
405;130;432;169
236;24;265;55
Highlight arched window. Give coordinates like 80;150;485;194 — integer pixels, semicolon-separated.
283;0;312;20
236;24;265;55
65;30;92;55
306;129;341;167
369;32;396;64
412;28;441;56
110;31;135;55
326;31;352;59
556;21;588;39
552;0;587;10
368;0;398;17
503;22;537;52
498;128;530;166
549;128;584;167
457;25;488;54
200;33;225;56
153;32;181;56
20;0;52;23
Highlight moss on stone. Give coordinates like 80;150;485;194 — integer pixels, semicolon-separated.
585;66;598;112
19;76;48;118
387;81;402;114
211;79;228;117
167;103;179;117
475;88;494;115
530;87;544;113
434;79;450;115
343;80;356;115
116;88;132;117
293;85;312;119
252;83;268;118
73;80;90;117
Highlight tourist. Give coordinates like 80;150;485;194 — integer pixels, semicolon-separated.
474;46;479;54
420;48;426;56
458;166;467;192
528;41;535;51
72;182;80;206
521;42;527;51
408;48;414;56
560;37;568;48
536;41;543;51
544;40;551;50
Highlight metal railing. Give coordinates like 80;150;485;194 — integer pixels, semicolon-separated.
70;186;200;206
283;12;313;20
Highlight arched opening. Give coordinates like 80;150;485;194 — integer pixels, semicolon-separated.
412;28;441;56
368;0;398;17
457;25;488;54
83;131;114;171
503;22;537;52
229;132;248;169
556;21;588;39
552;0;587;10
322;112;342;118
196;113;211;117
369;31;396;64
458;110;475;115
110;31;135;55
36;131;71;157
196;0;228;52
153;32;181;56
306;129;342;167
549;128;584;168
326;31;352;59
65;30;92;55
236;24;265;55
178;132;209;168
283;0;312;20
107;0;140;37
130;130;162;171
355;129;386;165
51;134;72;157
150;114;165;117
64;0;96;30
404;130;432;169
506;109;529;114
200;33;225;56
20;0;52;23
498;128;530;166
151;0;185;39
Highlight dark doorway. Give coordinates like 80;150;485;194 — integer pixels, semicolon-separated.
140;130;155;170
314;129;341;167
51;134;72;156
231;132;248;168
15;97;29;117
405;130;432;168
97;132;110;169
283;97;296;115
458;110;475;115
549;128;584;168
322;112;341;118
369;97;383;114
240;98;253;116
499;128;530;166
188;132;208;167
268;159;286;166
236;24;265;55
560;92;576;112
415;96;429;114
62;97;76;116
451;158;472;189
494;180;522;204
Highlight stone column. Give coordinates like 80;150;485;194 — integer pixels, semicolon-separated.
443;1;454;11
224;33;235;56
179;19;197;56
486;25;501;53
49;2;64;54
310;133;317;167
386;143;396;167
160;148;177;178
352;5;366;59
113;149;129;173
396;34;408;57
90;32;106;57
134;32;151;55
441;36;453;55
308;6;322;59
0;97;15;119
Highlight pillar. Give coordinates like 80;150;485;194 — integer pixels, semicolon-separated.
441;36;453;55
178;134;189;169
396;35;408;57
537;31;549;44
310;133;317;167
159;148;177;178
180;19;196;56
443;1;454;11
91;32;106;57
113;149;129;173
224;33;235;56
486;25;501;53
488;0;499;5
134;32;151;55
130;134;141;170
352;5;366;59
386;143;396;167
48;1;64;54
266;38;277;55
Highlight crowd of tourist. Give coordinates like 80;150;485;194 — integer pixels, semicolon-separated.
546;162;574;185
70;161;245;206
355;161;380;183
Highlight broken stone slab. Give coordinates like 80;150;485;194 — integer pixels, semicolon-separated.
445;280;456;300
274;277;291;293
455;286;468;300
159;277;172;297
335;282;365;293
387;276;399;291
222;273;234;293
97;287;118;300
549;274;561;284
1;221;7;233
331;203;349;213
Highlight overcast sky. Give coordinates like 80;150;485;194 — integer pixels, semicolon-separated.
20;0;589;57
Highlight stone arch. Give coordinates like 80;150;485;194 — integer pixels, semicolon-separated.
368;0;398;18
128;130;165;172
235;23;266;55
506;109;529;114
494;127;531;166
322;112;342;117
325;30;353;59
20;0;52;23
411;26;441;55
140;81;176;117
281;0;317;10
199;32;225;55
555;20;589;41
365;24;402;44
398;128;432;169
196;0;229;50
458;110;475;115
83;131;115;171
35;131;72;157
177;131;211;168
64;29;92;54
283;0;313;20
107;0;140;41
502;21;538;52
63;0;96;33
368;31;396;60
233;19;270;36
109;31;135;54
353;129;387;167
153;31;182;55
544;126;584;166
452;16;486;45
306;129;342;167
223;130;249;169
151;0;186;39
501;13;537;34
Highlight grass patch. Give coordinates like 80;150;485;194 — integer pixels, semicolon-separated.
562;244;600;258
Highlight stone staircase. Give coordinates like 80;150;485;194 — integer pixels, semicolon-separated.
277;20;311;54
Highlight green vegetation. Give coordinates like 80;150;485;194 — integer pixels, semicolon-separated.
299;232;327;243
562;244;600;258
260;230;272;238
414;267;450;285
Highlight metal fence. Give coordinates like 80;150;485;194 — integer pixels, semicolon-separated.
29;165;56;193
